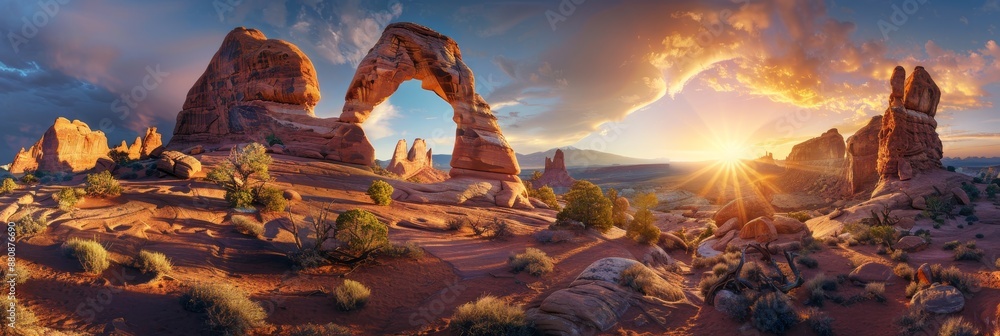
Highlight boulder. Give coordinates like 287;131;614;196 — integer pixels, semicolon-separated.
911;284;964;314
911;196;927;210
527;258;640;335
916;263;933;285
848;262;893;284
659;232;687;251
952;187;971;205
895;236;928;252
772;215;805;234
283;190;302;201
844;116;882;195
9;117;110;174
533;149;575;189
712;230;737;251
184;145;205;155
156;151;202;179
902;66;941;116
712;196;774;227
714;217;740;238
785;128;846;162
738;216;776;243
876;67;944;181
896;217;915;230
0;204;18;223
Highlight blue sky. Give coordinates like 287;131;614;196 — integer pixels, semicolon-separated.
2;0;1000;163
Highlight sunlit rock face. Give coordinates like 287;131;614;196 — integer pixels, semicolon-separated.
844;116;883;195
387;138;433;180
533;149;574;189
10;117;110;174
169;27;374;165
876;66;944;181
340;22;521;178
785;129;845;162
111;127;164;160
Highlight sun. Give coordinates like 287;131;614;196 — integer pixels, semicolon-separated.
716;142;748;164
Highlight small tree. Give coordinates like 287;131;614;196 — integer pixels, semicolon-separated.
335;209;388;253
0;178;16;195
633;192;659;210
557;180;613;232
207;143;273;209
85;171;123;197
366;180;393;206
626;208;660;245
535;186;560;210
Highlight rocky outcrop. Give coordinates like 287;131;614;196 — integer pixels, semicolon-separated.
9;117;110;174
712;195;774;227
340;22;521;179
533;149;574;189
738;217;776;243
785;129;845;162
911;284;964;314
844;116;883;195
111;127;164;160
156;151;202;179
168;27;374;165
876;66;944;181
386;139;433;180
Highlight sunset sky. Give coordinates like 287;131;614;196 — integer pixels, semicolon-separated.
2;0;1000;163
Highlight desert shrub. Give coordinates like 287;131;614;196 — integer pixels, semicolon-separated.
804;274;837;307
797;255;818;269
366;179;393;206
0;294;38;334
943;240;961;250
865;282;887;303
751;292;799;334
225;189;255;209
484;218;513;240
739;261;765;280
625;208;660;245
61;238;110;274
257;186;287;212
450;296;530;336
894;263;915;281
265;133;283;147
691;251;741;269
207;143;274;209
557;180;613;232
697;273;720;297
619;263;684;301
181;282;266;334
787;211;811;222
891;249;909;262
960;183;980;201
935;266;976;294
958;205;975;217
108;149;134;165
382;242;424;259
20;173;38;185
334;279;370;311
718;291;751;322
974;233;984;239
508;248;554;276
712;263;730;276
804;308;834;336
953;245;983;261
290;323;352;336
0;177;16;194
986;184;999;199
132;250;172;279
937;317;979;336
84;170;122;197
633;192;658;210
335;209;388;252
14;208;49;237
535;186;560;210
287;248;327;269
231;216;264;237
55;187;85;211
905;281;926;298
1;263;30;285
895;306;927;335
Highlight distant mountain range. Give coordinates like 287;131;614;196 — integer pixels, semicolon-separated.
942;157;1000;168
430;147;669;170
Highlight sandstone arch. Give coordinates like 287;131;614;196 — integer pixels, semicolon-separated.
340;22;520;179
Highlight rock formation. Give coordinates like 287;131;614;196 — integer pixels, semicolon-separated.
111;127;163;160
156;151;202;179
843;116;882;195
532;149;574;189
711;195;774;227
168;27;374;165
340;22;521;179
386;139;433;180
785;129;845;162
876;66;944;181
9;117;110;174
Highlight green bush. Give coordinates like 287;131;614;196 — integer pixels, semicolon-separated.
960;183;980;201
225;189;255;209
20;173;38;185
257;186;287;212
85;170;122;197
1;263;30;285
14;209;49;237
207;142;274;209
62;238;110;274
334;279;370;311
290;323;353;336
804;308;834;336
751;292;799;334
231;216;264;237
133;250;173;279
450;296;530;336
625;208;660;245
0;177;16;194
787;211;812;222
986;184;999;199
382;242;424;259
508;248;554;276
55;187;85;211
619;263;684;301
937;316;979;336
335;209;388;252
535;186;560;210
182;282;267;334
556;180;613;232
366;180;393;206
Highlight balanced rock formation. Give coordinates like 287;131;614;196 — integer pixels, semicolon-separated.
843;116;883;195
168;27;374;165
386;138;433;180
340;22;521;180
532;149;574;189
111;127;164;160
785;129;845;162
10;117;110;174
876;66;944;181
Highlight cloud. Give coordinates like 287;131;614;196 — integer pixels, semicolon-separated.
364;102;399;140
288;0;402;66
